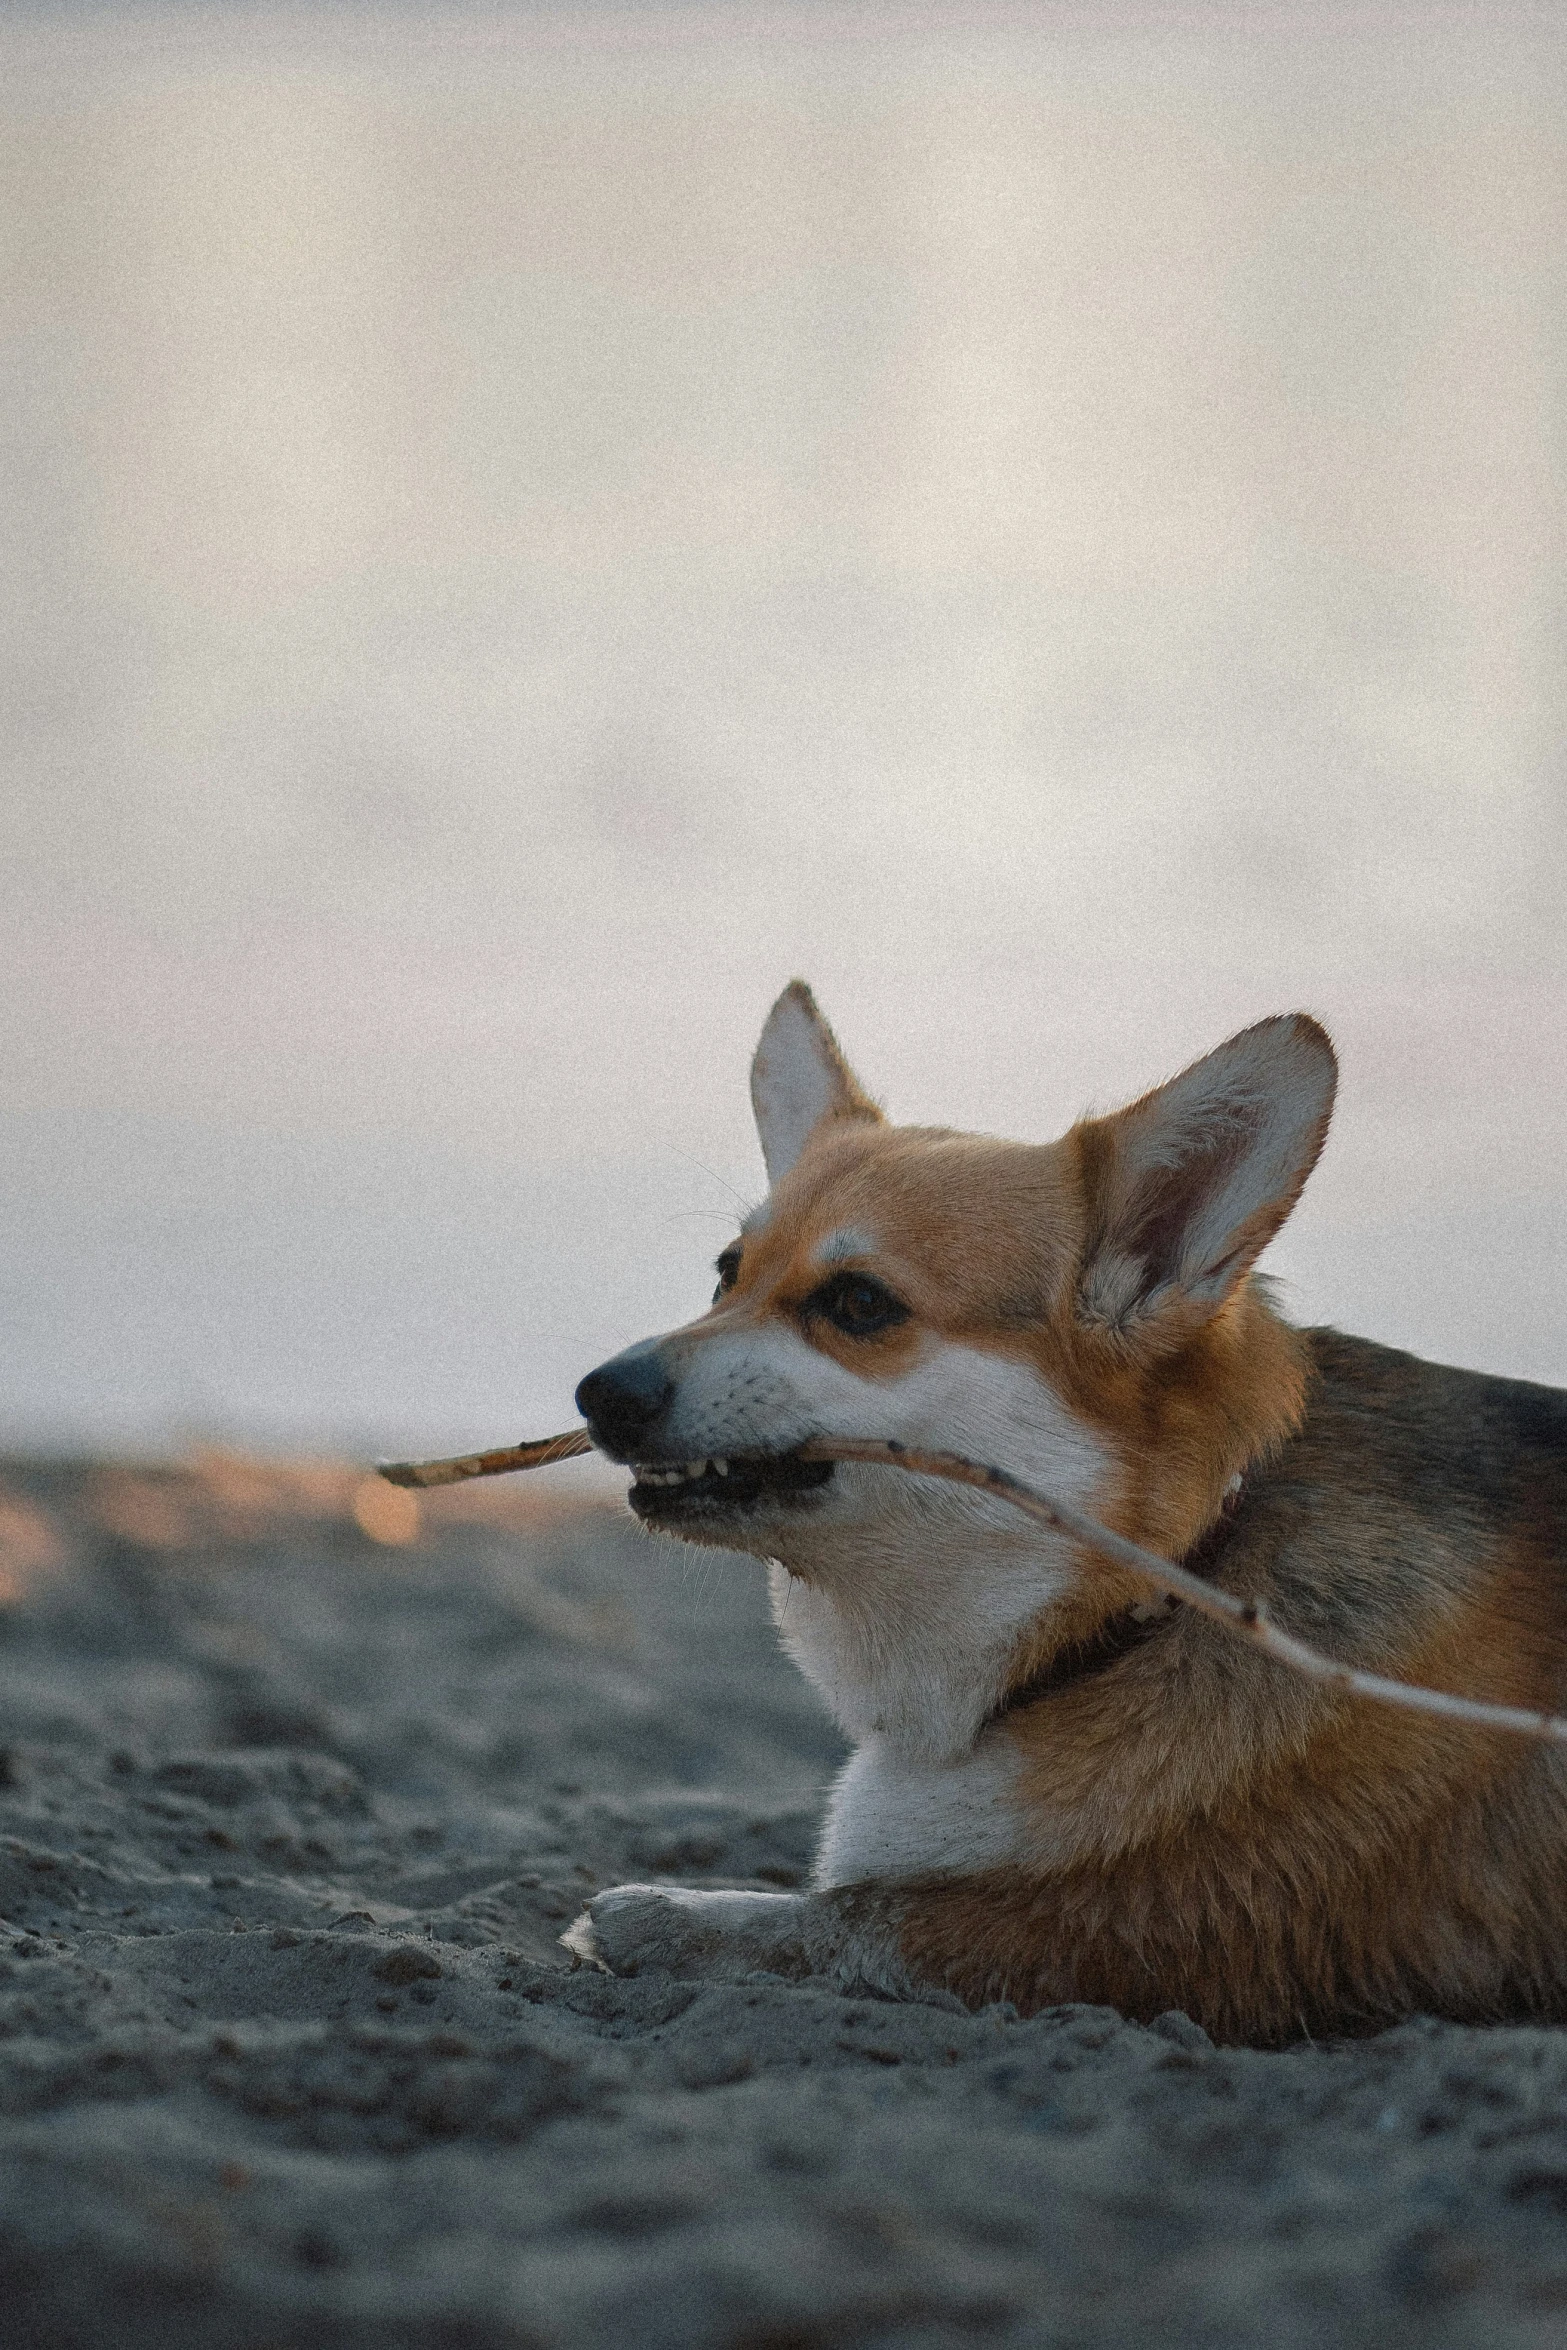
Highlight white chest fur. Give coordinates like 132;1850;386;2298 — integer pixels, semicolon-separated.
813;1731;1030;1887
762;1342;1112;1763
770;1545;1069;1762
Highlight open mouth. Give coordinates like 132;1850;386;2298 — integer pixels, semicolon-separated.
627;1450;834;1522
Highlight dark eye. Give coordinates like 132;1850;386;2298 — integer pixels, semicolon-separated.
712;1246;742;1304
806;1271;910;1339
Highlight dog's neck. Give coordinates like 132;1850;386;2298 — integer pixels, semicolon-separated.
770;1462;1256;1766
767;1295;1306;1767
989;1470;1248;1725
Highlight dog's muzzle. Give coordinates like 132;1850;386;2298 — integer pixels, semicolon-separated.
575;1341;833;1527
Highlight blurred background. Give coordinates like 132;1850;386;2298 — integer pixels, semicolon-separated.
2;0;1563;1460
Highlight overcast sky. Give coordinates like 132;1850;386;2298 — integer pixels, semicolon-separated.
2;1;1564;1454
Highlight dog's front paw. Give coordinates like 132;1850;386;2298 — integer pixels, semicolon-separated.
561;1883;809;1981
559;1903;613;1972
561;1883;695;1978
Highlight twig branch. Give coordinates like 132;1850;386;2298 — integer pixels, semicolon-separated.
379;1430;593;1488
798;1436;1567;1746
377;1425;1567;1745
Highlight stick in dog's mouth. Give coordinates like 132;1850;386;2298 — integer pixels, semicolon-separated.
377;1428;1567;1751
378;1431;832;1516
378;1429;594;1487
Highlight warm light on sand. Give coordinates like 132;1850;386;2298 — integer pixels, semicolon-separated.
58;1446;611;1560
0;1489;66;1604
350;1474;421;1547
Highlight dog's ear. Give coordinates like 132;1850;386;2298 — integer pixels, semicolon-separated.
1077;1015;1336;1344
750;981;882;1185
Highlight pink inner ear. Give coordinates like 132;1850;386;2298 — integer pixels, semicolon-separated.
1119;1111;1262;1292
1081;1015;1337;1327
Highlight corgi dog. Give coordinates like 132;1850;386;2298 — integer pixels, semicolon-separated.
565;983;1567;2044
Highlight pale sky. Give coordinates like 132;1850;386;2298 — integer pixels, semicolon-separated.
2;2;1564;1452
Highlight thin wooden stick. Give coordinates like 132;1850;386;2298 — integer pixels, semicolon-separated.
378;1429;592;1488
375;1424;1567;1744
799;1437;1567;1745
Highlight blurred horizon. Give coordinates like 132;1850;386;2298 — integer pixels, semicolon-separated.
3;0;1564;1456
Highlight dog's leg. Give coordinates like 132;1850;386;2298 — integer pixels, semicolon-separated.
562;1882;917;1998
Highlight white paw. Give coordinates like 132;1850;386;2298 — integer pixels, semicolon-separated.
559;1907;610;1971
560;1883;808;1981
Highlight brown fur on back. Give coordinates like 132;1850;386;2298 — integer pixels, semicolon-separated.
899;1330;1567;2043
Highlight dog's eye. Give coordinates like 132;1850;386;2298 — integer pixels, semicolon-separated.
712;1246;742;1304
807;1271;910;1339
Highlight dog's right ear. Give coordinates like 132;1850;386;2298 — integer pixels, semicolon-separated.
750;981;882;1185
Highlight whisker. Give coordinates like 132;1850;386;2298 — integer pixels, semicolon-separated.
668;1149;757;1218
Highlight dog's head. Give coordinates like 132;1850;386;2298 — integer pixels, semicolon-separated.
575;983;1335;1752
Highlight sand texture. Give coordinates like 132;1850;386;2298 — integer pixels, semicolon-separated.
3;1457;1567;2348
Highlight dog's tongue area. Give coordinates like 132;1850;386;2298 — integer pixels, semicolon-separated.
628;1451;833;1513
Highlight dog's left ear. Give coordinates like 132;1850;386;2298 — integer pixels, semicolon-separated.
1078;1015;1336;1342
750;981;882;1185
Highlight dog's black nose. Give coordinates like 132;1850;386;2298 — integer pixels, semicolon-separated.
575;1343;676;1460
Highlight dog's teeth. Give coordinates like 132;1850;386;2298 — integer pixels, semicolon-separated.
686;1460;708;1478
713;1458;729;1476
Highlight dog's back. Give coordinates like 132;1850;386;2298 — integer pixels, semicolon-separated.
905;1330;1567;2042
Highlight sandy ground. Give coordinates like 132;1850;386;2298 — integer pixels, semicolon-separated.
4;1458;1567;2347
